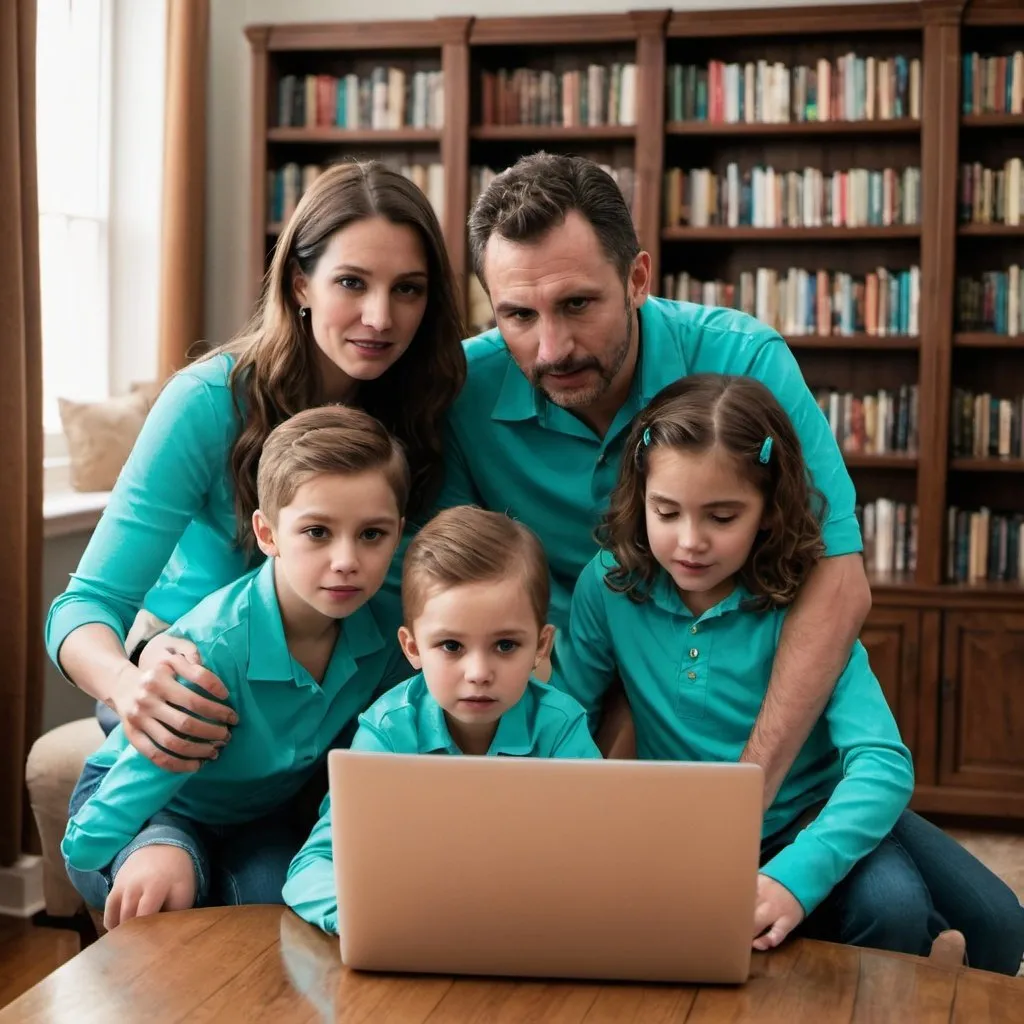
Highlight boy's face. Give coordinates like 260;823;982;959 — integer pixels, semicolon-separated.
253;470;403;629
398;577;554;752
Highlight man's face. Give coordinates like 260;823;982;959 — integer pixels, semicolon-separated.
481;211;650;411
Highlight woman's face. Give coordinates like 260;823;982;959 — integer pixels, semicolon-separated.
293;216;430;401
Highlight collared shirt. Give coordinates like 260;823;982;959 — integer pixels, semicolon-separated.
62;557;410;873
430;298;861;632
46;355;254;670
282;673;600;933
551;550;914;914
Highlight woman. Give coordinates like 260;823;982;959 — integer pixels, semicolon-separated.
46;160;466;769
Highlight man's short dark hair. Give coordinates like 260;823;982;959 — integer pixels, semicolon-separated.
468;152;640;285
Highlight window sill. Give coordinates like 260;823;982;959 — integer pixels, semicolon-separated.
43;490;109;539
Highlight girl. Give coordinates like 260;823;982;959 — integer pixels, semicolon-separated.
554;373;1024;973
46;160;466;769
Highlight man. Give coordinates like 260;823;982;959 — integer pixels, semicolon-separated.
441;152;870;805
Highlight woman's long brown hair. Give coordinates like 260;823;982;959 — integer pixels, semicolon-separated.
599;374;826;609
211;160;466;551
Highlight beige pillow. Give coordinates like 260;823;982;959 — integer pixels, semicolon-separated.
58;383;161;492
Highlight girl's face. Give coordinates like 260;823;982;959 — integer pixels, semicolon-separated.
644;444;766;616
293;216;430;402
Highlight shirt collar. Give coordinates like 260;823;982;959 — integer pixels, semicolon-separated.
418;675;538;756
649;567;752;621
246;557;386;684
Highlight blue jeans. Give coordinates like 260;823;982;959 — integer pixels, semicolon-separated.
763;808;1024;975
65;760;305;913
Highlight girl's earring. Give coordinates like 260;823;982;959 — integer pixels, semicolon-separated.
299;306;309;319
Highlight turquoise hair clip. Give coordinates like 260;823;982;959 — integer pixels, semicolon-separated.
642;427;652;447
758;436;773;464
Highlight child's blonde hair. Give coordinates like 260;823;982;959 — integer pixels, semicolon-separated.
256;405;409;524
600;374;826;609
402;506;549;626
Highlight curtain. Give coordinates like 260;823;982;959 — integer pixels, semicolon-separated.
158;0;209;377
0;0;43;866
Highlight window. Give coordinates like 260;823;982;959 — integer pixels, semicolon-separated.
36;0;112;435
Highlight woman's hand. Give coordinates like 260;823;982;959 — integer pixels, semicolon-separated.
110;636;238;771
752;873;805;951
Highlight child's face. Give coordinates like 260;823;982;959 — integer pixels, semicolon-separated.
644;445;765;615
398;577;554;752
254;470;403;628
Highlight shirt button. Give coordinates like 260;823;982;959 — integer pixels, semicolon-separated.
687;671;697;680
690;625;698;634
689;647;699;658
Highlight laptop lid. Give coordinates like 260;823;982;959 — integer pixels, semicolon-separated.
329;750;763;984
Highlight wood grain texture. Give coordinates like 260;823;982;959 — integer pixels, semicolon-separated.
3;907;1022;1023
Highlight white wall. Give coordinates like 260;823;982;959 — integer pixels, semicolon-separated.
205;0;880;349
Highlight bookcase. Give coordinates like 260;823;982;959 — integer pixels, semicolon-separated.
247;1;1024;822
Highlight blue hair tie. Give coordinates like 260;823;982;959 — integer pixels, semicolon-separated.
758;436;773;464
642;427;651;447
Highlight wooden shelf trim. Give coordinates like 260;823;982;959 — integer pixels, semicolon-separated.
470;124;636;141
953;333;1024;348
661;225;922;241
666;118;920;136
267;127;442;143
949;457;1024;472
844;453;919;468
957;223;1024;236
960;113;1024;128
785;334;921;349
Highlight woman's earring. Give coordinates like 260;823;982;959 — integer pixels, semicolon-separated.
299;306;309;319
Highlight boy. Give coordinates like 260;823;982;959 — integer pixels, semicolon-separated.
62;406;412;929
283;505;600;934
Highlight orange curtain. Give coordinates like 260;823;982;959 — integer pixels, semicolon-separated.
0;0;43;867
158;0;209;378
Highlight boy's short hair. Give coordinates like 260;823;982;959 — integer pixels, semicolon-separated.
402;506;550;627
257;405;410;524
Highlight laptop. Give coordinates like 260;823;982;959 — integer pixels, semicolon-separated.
328;750;763;984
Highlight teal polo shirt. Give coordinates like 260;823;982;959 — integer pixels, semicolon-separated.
45;354;255;671
62;557;411;873
283;672;600;933
435;298;862;632
551;551;914;914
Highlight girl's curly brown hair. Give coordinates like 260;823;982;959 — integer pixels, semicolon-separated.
598;373;826;610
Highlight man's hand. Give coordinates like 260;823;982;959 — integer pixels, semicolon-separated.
104;844;197;929
110;639;237;771
752;873;805;951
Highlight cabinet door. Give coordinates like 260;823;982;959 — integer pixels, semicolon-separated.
860;607;919;750
940;611;1024;792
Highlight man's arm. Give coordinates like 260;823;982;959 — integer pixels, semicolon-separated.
741;553;872;806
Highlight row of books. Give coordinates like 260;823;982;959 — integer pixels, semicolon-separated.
816;385;918;456
956;267;1023;336
961;52;1024;116
950;390;1024;460
267;162;445;226
470;163;635;213
276;70;444;130
958;159;1024;226
858;499;917;577
946;508;1024;584
661;267;921;338
663;165;921;229
479;65;638;128
667;54;922;124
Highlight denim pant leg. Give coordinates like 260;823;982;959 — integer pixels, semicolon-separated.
210;809;307;907
95;699;119;737
64;760;212;911
796;831;944;957
890;809;1024;975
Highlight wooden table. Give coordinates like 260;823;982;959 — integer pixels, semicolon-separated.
2;905;1022;1022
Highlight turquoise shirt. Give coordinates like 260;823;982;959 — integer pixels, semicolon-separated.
62;557;410;872
432;298;862;631
282;673;601;933
552;551;914;915
46;355;252;669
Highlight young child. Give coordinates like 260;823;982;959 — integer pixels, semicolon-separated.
553;373;925;956
283;505;601;934
61;406;413;929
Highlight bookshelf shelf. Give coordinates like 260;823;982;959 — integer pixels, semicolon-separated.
844;453;919;469
953;333;1024;348
665;119;921;137
957;223;1024;237
267;127;443;144
960;113;1024;129
661;226;921;242
470;125;636;141
949;458;1024;473
785;334;920;350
